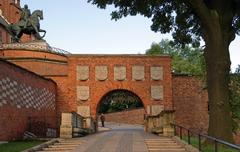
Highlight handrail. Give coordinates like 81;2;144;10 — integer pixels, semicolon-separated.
171;123;240;151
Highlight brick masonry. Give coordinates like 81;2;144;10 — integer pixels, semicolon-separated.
0;60;57;140
172;75;209;133
68;55;173;118
1;48;240;143
104;108;145;125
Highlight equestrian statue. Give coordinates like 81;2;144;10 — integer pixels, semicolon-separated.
0;4;46;42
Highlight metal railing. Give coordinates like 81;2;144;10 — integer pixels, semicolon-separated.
171;123;240;152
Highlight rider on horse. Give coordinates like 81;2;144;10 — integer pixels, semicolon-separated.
6;4;46;42
19;4;31;29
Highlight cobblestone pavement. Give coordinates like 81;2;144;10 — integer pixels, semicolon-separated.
71;122;187;152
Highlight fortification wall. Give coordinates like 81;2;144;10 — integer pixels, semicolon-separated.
0;60;57;141
173;75;209;132
104;108;145;125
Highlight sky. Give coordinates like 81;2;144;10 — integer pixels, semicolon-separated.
21;0;239;70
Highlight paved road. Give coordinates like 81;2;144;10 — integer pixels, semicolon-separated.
71;122;187;152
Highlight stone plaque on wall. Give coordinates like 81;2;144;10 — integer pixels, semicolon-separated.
132;66;144;80
151;85;164;100
95;66;108;81
114;66;126;81
77;86;89;101
77;66;89;81
61;113;72;126
77;106;90;117
147;105;164;116
151;66;163;80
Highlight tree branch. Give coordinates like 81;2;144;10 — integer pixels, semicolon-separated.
185;0;212;30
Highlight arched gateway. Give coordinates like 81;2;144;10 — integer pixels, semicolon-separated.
68;55;174;135
97;89;144;114
0;44;174;137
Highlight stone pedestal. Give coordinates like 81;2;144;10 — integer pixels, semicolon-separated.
145;110;174;137
60;113;73;138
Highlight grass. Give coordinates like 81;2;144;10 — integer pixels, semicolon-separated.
181;136;239;152
0;140;45;152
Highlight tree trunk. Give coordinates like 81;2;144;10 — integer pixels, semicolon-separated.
204;28;234;143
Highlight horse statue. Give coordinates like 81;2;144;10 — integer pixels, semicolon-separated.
0;9;46;42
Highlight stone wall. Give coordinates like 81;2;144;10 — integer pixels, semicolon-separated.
0;60;57;141
172;75;209;133
104;108;145;125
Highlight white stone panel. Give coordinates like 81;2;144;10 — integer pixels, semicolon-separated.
147;105;164;116
77;86;90;101
95;66;108;81
151;66;163;80
151;105;164;115
132;66;145;80
77;106;90;117
61;113;72;126
114;66;126;81
151;85;164;100
77;66;89;81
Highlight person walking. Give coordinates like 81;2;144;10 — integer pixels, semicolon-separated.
100;113;105;127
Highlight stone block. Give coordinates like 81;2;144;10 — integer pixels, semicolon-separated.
151;85;164;100
60;126;73;138
147;105;164;116
77;106;90;117
132;66;144;80
163;125;174;137
61;113;72;126
151;66;163;80
95;66;108;81
85;118;92;128
77;86;89;101
77;66;89;80
114;66;126;81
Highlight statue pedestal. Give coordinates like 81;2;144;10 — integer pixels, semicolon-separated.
1;41;50;52
23;40;49;49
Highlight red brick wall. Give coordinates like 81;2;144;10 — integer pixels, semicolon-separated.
68;55;173;118
1;49;68;76
0;60;57;141
0;26;10;44
172;75;240;144
0;0;20;24
172;75;209;133
104;108;145;125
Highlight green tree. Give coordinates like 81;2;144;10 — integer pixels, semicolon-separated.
229;68;240;133
146;40;205;76
235;65;240;74
88;0;240;142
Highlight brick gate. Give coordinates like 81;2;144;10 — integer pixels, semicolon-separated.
1;43;174;137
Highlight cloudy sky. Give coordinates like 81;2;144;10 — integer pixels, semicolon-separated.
21;0;240;70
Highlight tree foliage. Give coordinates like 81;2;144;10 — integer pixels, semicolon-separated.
98;90;143;114
88;0;240;46
88;0;240;142
146;39;205;75
229;72;240;132
235;65;240;74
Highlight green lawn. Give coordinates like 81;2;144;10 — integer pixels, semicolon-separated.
181;136;239;152
0;140;44;152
